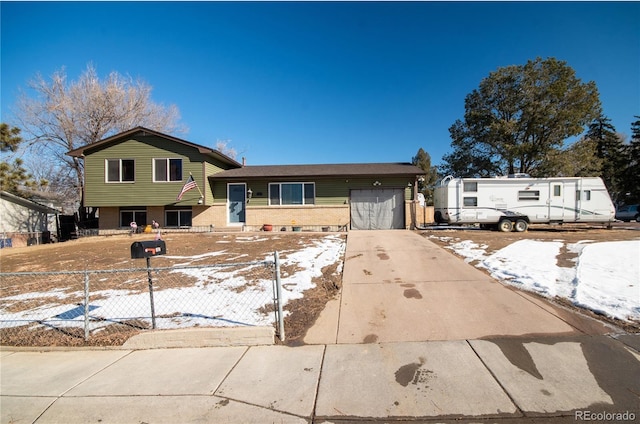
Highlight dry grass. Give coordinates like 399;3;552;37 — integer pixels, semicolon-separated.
0;232;347;347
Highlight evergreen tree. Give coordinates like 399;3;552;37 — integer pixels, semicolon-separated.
1;123;22;152
619;117;640;204
537;137;602;177
411;148;438;204
586;115;625;201
443;57;600;177
0;124;47;194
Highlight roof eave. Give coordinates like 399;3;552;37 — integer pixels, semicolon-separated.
209;164;425;180
66;126;242;168
1;191;61;214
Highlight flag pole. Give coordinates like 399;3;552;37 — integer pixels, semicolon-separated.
189;172;204;198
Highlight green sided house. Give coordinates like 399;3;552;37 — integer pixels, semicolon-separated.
67;127;425;232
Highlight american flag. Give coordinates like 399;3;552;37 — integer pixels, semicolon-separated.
177;175;198;201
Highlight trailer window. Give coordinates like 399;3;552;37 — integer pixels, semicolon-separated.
553;185;561;196
463;197;478;206
576;190;591;201
463;182;477;192
518;190;540;201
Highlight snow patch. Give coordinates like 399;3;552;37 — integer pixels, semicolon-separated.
448;238;639;323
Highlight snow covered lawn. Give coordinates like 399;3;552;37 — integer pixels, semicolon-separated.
0;234;346;344
433;236;639;323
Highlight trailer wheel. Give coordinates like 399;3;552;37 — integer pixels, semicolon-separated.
498;219;513;232
514;219;528;232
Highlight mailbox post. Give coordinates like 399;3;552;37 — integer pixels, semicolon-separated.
130;240;166;329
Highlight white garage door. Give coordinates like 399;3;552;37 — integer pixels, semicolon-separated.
350;188;405;230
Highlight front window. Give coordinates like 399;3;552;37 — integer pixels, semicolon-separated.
165;209;192;227
154;158;183;182
269;182;315;205
106;159;135;182
120;208;147;227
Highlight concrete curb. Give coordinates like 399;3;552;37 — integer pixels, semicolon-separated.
121;326;274;349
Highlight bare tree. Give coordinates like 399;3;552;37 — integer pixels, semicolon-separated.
13;64;185;222
23;154;78;213
215;139;238;160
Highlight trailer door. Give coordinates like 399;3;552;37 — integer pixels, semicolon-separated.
571;180;581;220
548;182;565;220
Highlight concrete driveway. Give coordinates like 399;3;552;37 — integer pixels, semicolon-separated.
305;230;610;344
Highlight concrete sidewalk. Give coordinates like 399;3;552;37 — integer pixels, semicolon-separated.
2;335;639;423
2;230;639;423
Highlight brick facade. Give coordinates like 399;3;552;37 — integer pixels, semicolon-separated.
99;203;435;232
243;204;350;231
98;207;119;230
193;204;226;229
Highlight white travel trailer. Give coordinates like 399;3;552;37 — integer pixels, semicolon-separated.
434;175;615;232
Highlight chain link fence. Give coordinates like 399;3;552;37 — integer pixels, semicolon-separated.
0;255;285;347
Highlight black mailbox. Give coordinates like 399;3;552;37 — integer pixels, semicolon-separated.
131;240;167;259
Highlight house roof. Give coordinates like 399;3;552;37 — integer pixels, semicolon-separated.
66;126;242;168
209;163;424;180
1;191;61;214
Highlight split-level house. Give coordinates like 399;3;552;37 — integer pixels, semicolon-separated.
67;127;425;232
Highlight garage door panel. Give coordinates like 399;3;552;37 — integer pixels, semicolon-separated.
350;189;404;230
350;198;370;230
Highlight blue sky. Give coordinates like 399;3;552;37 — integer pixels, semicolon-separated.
1;2;638;167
